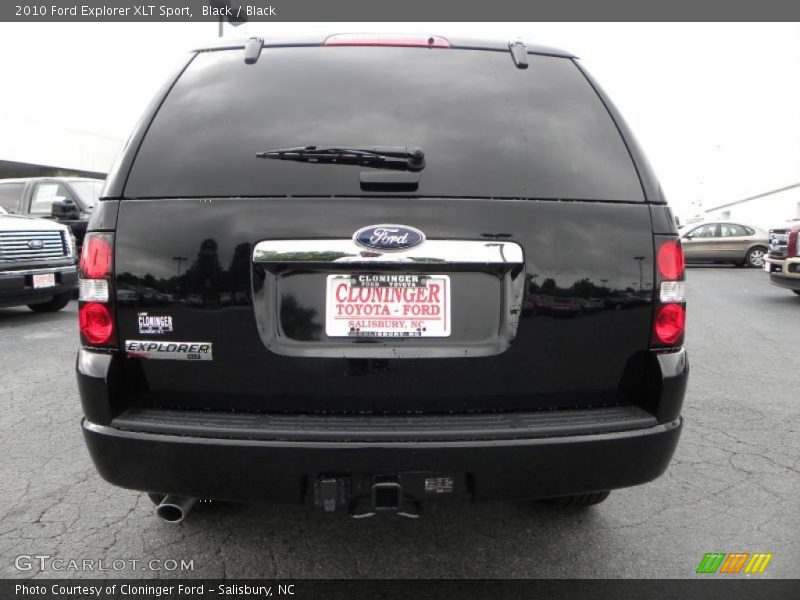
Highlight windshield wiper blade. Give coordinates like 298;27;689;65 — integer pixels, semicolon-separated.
255;145;426;171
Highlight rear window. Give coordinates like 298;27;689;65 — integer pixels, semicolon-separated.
125;46;644;201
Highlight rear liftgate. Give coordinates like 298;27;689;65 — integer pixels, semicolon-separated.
252;237;525;516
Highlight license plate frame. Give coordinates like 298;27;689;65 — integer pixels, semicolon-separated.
325;273;451;338
32;273;56;289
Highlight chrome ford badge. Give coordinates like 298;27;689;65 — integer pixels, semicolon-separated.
27;239;44;249
353;224;425;252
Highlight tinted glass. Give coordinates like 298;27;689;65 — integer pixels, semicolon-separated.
30;181;72;214
0;183;24;213
126;47;643;201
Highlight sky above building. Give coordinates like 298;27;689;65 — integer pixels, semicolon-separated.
0;21;798;219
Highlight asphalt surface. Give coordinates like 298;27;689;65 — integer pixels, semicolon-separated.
1;266;798;579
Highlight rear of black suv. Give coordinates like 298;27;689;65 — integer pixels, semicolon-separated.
77;35;688;519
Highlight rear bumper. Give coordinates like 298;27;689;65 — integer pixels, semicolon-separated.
0;264;77;307
82;414;682;504
78;346;688;504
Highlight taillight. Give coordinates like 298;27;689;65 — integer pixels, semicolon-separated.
79;302;114;345
659;281;686;303
657;241;684;280
79;232;115;347
654;304;686;346
324;34;451;48
651;236;686;349
80;235;112;278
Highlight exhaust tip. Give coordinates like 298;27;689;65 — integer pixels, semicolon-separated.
156;495;196;523
156;504;184;523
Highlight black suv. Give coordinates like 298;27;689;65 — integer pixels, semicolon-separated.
76;35;688;522
0;177;104;248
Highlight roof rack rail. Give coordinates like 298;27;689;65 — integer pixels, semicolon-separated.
508;41;528;69
244;37;264;64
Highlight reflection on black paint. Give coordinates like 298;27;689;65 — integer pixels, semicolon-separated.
522;272;651;318
279;295;322;340
229;242;255;302
186;238;222;306
116;239;253;308
345;359;393;376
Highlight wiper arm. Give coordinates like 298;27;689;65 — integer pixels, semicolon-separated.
256;145;426;171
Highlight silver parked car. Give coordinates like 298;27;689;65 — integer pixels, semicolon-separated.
680;221;769;268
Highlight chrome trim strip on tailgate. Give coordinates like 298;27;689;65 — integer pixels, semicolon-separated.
251;239;525;359
253;239;524;264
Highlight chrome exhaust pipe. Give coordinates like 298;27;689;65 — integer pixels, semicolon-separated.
156;495;197;523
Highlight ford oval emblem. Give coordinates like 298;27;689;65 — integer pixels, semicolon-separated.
353;224;426;252
27;239;44;250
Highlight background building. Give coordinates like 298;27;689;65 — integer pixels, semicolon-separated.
703;183;800;230
0;115;123;179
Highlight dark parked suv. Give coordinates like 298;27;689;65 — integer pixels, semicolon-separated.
0;177;104;248
77;35;689;522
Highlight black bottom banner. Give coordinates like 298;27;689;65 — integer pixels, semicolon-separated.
3;579;800;600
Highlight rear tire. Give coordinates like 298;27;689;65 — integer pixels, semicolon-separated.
27;292;71;312
745;246;767;268
541;491;610;508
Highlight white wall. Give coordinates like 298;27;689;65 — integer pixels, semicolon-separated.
0;115;123;174
705;184;800;230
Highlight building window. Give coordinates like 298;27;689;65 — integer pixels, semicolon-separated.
721;210;731;219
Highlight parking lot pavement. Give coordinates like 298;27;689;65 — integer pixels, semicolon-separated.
1;266;798;579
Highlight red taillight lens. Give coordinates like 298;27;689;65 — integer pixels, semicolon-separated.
657;241;685;280
78;231;115;347
654;303;685;346
80;235;112;279
79;302;114;345
652;236;686;350
324;34;451;48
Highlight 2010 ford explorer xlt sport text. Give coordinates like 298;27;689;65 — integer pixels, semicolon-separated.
77;35;688;522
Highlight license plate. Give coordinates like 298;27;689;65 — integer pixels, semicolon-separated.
32;273;56;289
325;274;451;338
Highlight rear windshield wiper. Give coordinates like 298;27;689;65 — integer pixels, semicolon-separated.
256;145;426;171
